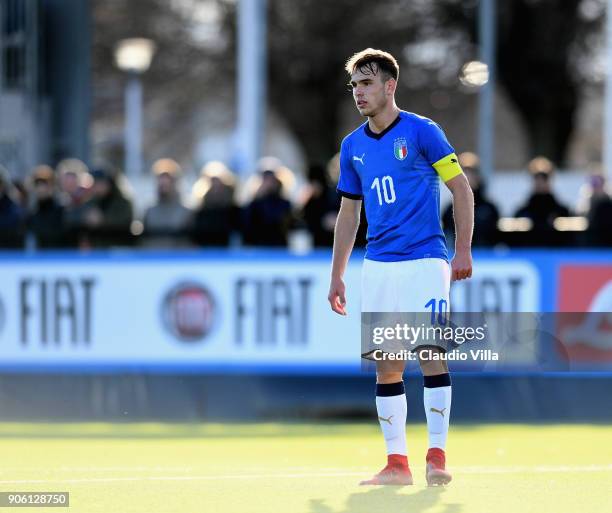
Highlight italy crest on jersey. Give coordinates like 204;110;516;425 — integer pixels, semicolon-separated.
393;137;408;160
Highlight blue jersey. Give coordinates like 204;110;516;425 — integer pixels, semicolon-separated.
337;111;462;262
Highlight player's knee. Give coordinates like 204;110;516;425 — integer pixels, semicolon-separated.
376;371;404;384
375;359;405;383
418;346;448;375
420;361;447;376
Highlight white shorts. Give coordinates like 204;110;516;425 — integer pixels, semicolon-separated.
361;257;451;313
361;258;452;356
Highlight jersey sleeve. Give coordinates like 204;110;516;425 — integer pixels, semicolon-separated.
337;137;363;199
417;120;463;183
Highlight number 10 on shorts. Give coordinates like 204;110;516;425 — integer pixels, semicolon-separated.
425;298;448;325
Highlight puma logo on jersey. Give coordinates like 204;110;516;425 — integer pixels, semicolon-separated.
430;407;446;418
378;415;393;425
353;153;365;165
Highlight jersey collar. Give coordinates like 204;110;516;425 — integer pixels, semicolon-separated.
364;113;402;140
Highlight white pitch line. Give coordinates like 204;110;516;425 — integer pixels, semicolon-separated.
0;472;366;485
0;465;611;485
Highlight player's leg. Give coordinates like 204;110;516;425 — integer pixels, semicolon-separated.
360;357;413;485
375;358;407;460
410;258;453;486
419;349;452;450
418;348;453;485
360;260;412;485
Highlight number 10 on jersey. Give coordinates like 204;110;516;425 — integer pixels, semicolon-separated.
371;176;396;205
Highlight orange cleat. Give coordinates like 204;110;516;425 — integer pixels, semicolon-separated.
360;454;414;486
425;448;452;486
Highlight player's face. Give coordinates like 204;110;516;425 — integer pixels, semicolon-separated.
350;68;392;117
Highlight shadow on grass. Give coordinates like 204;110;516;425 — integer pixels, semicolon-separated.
310;485;461;513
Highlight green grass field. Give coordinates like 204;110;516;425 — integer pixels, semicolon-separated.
0;422;610;513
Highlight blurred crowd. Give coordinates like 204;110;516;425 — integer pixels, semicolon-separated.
0;152;610;251
442;153;611;248
442;152;612;247
0;156;344;251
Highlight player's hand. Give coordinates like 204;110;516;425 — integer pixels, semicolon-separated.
328;276;347;315
451;248;472;281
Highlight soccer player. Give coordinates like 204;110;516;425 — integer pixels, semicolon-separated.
328;49;474;486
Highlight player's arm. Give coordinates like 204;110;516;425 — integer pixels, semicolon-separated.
419;120;474;282
328;197;361;315
444;172;474;281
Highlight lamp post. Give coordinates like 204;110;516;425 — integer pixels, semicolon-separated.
236;0;266;176
605;0;612;182
114;38;156;177
478;0;496;181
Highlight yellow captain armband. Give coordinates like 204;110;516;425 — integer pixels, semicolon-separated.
432;153;463;182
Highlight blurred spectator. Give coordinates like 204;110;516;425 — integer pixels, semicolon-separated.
243;167;293;247
27;165;66;248
298;163;340;247
57;158;91;207
513;157;570;246
0;165;25;248
576;171;612;247
443;152;499;247
191;161;238;247
576;169;609;215
56;158;92;247
80;167;134;247
11;178;29;211
241;157;298;204
143;159;192;247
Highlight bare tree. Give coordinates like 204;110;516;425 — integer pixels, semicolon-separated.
91;0;603;169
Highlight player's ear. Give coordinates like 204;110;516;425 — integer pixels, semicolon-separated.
386;78;396;97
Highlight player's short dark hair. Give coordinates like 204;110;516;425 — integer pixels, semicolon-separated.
345;48;399;82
